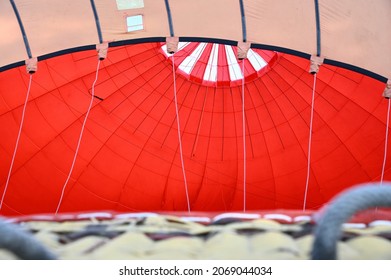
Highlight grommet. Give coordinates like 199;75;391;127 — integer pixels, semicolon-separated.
166;37;179;54
96;42;109;60
309;55;324;74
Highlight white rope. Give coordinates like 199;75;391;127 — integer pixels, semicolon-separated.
171;55;191;212
242;59;247;212
55;59;101;215
380;98;391;185
0;74;33;210
303;73;317;211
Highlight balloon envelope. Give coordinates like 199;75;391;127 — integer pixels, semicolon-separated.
0;1;389;215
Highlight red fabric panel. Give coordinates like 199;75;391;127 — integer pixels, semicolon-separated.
0;43;388;215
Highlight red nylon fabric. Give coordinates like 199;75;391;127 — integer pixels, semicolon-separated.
0;42;388;215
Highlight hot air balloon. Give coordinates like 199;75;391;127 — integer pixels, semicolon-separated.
0;0;389;224
1;0;391;262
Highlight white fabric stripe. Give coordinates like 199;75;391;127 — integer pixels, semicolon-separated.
162;42;190;57
178;42;206;75
203;43;219;82
247;49;267;71
225;45;243;81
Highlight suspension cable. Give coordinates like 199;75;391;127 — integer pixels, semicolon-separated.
380;98;391;185
303;73;317;211
242;59;247;212
0;74;33;210
55;59;101;215
171;55;191;212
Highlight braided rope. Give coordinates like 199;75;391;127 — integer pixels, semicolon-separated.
312;182;391;259
0;218;56;259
